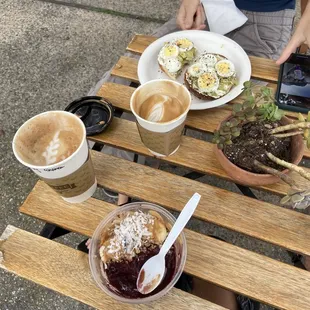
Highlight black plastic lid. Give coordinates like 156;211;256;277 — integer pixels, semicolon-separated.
65;96;114;136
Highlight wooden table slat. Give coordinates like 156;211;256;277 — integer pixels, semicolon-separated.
89;117;308;196
112;55;279;84
125;34;279;82
0;225;221;310
111;56;139;83
97;82;310;158
19;181;310;309
41;150;310;256
126;34;156;54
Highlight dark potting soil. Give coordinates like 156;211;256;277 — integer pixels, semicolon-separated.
223;120;291;173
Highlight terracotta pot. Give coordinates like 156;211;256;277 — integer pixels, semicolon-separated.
214;116;304;186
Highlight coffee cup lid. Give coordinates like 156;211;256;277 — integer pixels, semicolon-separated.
65;96;114;136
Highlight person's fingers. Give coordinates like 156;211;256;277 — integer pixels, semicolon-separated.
276;29;305;65
198;5;207;30
177;5;187;30
184;3;198;29
193;5;203;29
276;35;302;65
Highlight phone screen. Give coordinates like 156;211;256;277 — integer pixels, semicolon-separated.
278;54;310;110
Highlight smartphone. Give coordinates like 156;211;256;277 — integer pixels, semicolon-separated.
276;53;310;113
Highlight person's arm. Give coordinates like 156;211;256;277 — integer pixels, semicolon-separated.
177;0;206;30
277;0;310;64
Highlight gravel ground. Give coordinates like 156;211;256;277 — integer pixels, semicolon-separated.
0;0;305;309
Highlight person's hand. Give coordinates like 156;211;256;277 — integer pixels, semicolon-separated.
277;6;310;65
177;0;206;30
193;4;206;30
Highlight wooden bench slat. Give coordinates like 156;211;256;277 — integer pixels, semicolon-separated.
111;56;140;83
88;117;308;196
0;225;221;310
19;182;310;309
126;34;279;82
46;150;310;256
97;82;310;158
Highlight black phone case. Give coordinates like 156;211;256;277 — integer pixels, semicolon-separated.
275;53;310;114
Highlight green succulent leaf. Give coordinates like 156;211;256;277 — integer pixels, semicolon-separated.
219;136;226;143
243;81;252;89
257;103;284;121
280;195;291;205
291;194;304;203
232;131;241;137
230;118;239;127
246;115;257;122
231;126;239;133
261;87;271;97
233;103;242;113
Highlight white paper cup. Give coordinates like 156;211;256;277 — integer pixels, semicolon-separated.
12;111;97;203
130;79;191;157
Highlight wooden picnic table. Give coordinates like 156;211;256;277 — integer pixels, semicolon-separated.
1;34;310;310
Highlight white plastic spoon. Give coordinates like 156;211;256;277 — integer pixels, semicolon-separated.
136;193;201;295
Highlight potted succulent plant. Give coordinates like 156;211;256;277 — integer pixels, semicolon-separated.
213;82;305;188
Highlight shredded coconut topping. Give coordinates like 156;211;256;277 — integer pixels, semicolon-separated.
102;211;155;261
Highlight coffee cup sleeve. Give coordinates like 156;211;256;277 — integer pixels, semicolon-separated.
39;151;96;198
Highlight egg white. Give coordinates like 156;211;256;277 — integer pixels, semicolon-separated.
188;63;208;77
199;53;218;68
164;58;182;73
173;38;194;52
158;44;179;65
215;60;235;78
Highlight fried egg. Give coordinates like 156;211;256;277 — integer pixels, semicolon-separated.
164;58;182;73
197;72;219;93
159;44;179;59
215;60;235;78
188;63;208;77
173;38;194;52
199;53;218;68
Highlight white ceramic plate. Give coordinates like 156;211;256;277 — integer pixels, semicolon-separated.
138;30;251;110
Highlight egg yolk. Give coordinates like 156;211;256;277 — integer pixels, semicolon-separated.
163;45;178;57
198;73;216;88
192;65;200;73
217;62;231;75
176;39;192;49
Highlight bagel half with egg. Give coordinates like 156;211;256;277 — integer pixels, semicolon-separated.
158;38;196;79
184;53;237;100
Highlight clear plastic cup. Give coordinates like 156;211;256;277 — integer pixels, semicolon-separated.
89;202;187;304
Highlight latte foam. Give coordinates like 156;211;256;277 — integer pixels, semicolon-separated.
13;112;84;166
138;94;186;123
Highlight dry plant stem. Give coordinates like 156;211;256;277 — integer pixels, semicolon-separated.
253;160;299;188
273;131;302;138
270;122;310;134
266;152;310;181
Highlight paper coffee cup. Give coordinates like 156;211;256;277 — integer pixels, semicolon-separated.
12;111;97;203
130;79;191;157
